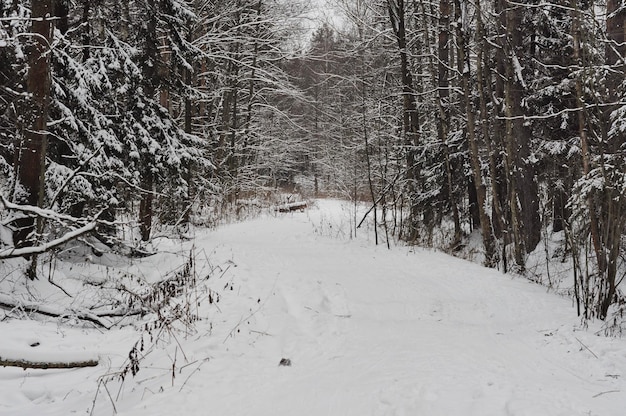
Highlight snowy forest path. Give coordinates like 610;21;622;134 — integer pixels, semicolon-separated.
120;199;625;416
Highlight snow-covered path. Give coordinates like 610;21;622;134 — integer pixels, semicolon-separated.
1;200;625;416
121;200;625;416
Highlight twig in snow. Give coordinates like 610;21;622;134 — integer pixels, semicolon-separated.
102;380;118;414
90;378;118;416
178;358;209;393
575;337;599;359
89;380;102;416
218;263;232;280
249;329;273;336
48;275;73;298
592;389;620;398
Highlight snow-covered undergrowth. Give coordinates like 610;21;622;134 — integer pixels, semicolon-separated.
1;199;626;415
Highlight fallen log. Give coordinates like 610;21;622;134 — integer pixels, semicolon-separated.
276;201;307;213
0;356;98;370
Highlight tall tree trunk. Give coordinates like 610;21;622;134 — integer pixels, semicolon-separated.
498;1;535;267
492;0;513;268
598;0;625;318
183;30;194;225
241;0;262;170
506;4;541;256
14;0;52;249
456;0;496;266
436;0;461;244
138;0;160;241
571;2;605;274
503;68;524;267
387;0;421;241
475;0;506;242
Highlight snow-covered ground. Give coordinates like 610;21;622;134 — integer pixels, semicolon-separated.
1;199;625;415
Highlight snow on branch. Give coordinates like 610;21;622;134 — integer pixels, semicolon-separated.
0;293;112;329
0;195;105;259
0;221;97;259
1;195;90;224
